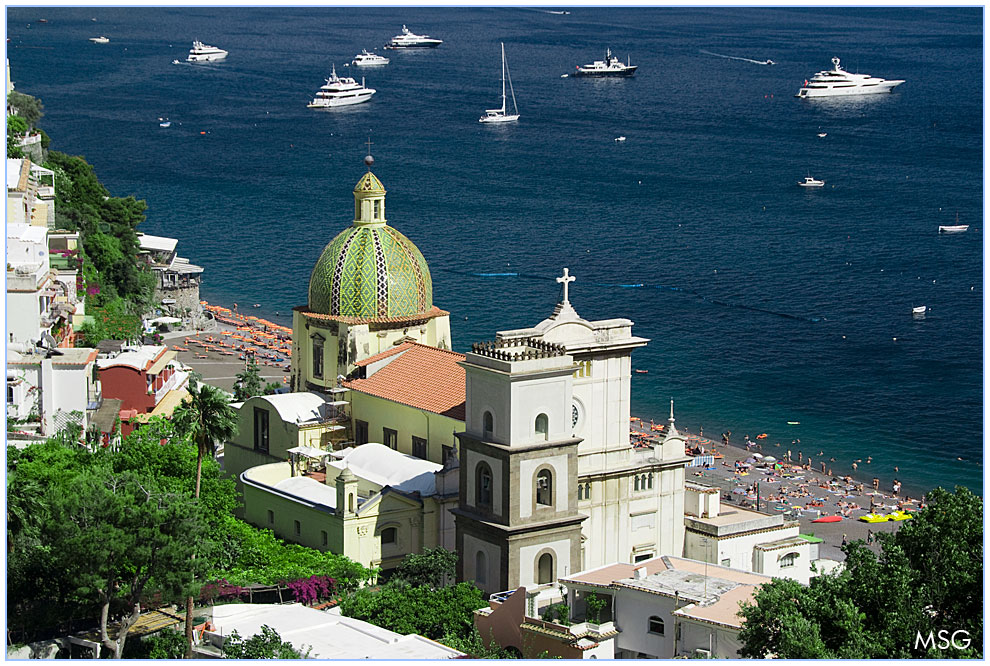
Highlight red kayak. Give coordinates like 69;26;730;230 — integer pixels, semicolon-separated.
811;515;842;523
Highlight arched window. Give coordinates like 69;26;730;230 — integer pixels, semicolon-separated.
780;552;798;568
585;482;592;499
483;411;494;438
311;335;324;379
476;462;493;508
538;552;554;584
536;469;553;506
648;473;654;490
634;476;640;491
381;527;397;544
475;550;487;585
648;616;665;635
535;413;549;440
348;493;354;513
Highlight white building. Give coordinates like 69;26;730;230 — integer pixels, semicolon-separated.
6;222;61;347
7;347;101;438
198;603;465;659
6;158;55;229
560;555;770;659
137;233;205;327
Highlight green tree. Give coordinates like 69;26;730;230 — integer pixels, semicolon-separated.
233;357;264;401
338;580;487;641
585;593;607;624
222;625;309;659
392;546;458;589
40;468;207;658
172;380;238;656
8;90;44;127
7;115;27;157
738;486;983;659
439;626;519;659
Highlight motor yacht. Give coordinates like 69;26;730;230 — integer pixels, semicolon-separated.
796;57;903;98
798;176;825;187
186;40;228;63
352;50;389;66
573;48;637;77
307;65;376;108
385;25;442;49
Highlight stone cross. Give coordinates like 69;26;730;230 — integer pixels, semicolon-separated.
556;267;575;305
366;136;373;154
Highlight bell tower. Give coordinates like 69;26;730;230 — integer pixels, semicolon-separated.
453;337;586;597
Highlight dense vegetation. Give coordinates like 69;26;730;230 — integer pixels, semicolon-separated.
6;417;375;657
738;486;983;659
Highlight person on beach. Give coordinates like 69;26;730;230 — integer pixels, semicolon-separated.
892;479;901;496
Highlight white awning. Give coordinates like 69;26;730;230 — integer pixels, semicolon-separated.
147;316;182;325
287;446;330;459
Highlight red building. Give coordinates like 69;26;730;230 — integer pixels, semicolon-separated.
96;345;190;436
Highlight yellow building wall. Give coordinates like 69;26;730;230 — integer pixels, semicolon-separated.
349;391;463;465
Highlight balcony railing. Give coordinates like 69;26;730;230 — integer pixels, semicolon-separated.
153;369;188;405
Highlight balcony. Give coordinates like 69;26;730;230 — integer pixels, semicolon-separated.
152;369;189;405
6;263;48;291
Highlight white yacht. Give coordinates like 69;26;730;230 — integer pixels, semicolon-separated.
307;65;376;109
385;25;442;49
89;36;110;44
798;176;825;187
480;43;519;124
186;40;228;63
796;57;904;98
573;48;637;77
352;50;389;67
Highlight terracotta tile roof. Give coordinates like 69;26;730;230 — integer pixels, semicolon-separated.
559;556;669;588
295;305;449;326
343;342;466;420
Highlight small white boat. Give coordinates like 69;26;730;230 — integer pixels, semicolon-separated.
479;43;519;124
938;224;969;233
817;132;828;138
615;136;627;142
798;176;825;187
912;306;927;315
159;119;171;128
352;50;389;67
171;59;180;64
89;36;109;44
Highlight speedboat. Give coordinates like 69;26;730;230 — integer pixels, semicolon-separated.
352;50;389;66
159;118;171;128
307;65;376;108
573;48;637;76
89;36;110;44
796;57;904;98
186;40;228;62
798;176;825;187
765;59;775;65
385;25;442;49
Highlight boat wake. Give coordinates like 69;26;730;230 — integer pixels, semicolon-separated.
700;49;774;65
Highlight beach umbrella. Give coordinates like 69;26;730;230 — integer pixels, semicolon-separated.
745;458;756;463
764;456;777;463
752;452;764;459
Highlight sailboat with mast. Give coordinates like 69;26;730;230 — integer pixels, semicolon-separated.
479;42;519;124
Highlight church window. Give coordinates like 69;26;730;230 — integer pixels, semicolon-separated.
537;553;554;584
412;436;427;459
381;527;397;545
442;444;454;463
475;551;487;585
477;463;493;508
536;469;553;506
648;473;654;490
348;493;354;513
383;427;398;449
253;407;269;453
634;476;640;491
780;552;798;568
535;413;549;440
312;336;324;379
648;616;665;636
585;482;592;499
483;411;494;438
373;199;382;219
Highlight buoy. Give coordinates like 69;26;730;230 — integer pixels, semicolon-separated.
200;131;206;135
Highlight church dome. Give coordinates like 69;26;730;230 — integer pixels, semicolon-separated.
308;167;433;319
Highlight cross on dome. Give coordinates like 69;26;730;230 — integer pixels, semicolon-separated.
556;267;576;305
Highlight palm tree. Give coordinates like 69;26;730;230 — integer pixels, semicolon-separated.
172;380;237;657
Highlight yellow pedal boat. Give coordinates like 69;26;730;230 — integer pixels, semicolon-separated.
858;513;890;523
887;510;914;521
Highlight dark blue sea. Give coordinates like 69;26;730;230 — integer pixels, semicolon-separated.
7;6;983;497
